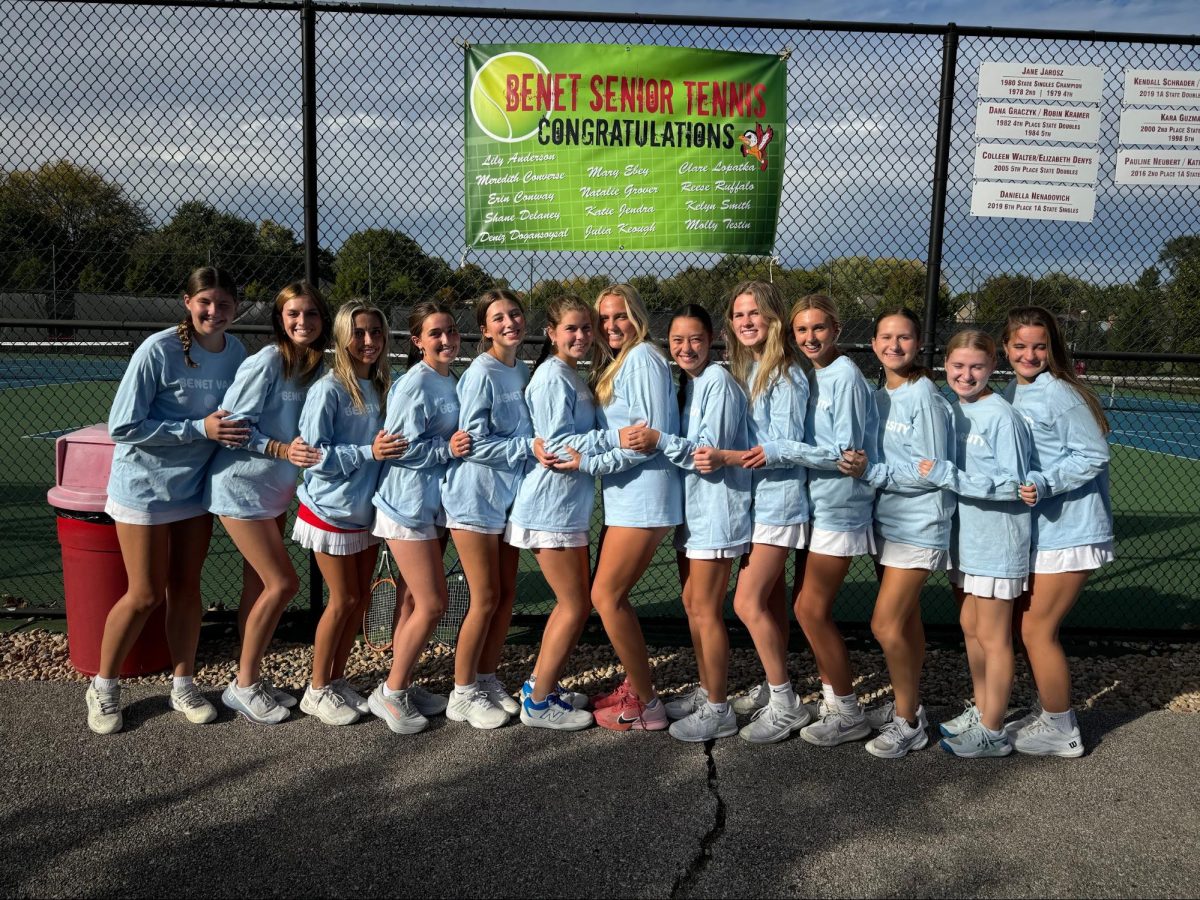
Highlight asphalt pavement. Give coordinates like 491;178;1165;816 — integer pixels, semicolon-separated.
1;682;1196;898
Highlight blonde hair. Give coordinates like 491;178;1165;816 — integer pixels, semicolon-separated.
788;293;841;334
331;303;390;416
945;329;997;361
593;283;655;407
726;280;799;404
536;294;607;388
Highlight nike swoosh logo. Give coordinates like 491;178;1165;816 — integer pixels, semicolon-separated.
616;713;641;725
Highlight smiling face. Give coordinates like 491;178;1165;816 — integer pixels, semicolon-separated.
347;311;386;372
872;314;920;378
669;316;711;378
1004;324;1050;385
281;295;323;348
549;309;594;363
945;347;994;402
184;288;236;339
730;292;768;354
482;299;525;352
792;308;839;368
597;293;638;352
413;311;459;372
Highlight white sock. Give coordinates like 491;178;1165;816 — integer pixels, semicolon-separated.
821;682;837;707
382;682;402;698
93;675;118;691
1042;708;1077;733
172;675;193;692
454;682;476;697
477;672;497;686
232;680;256;697
706;700;729;715
834;692;861;717
983;725;1006;740
768;681;796;707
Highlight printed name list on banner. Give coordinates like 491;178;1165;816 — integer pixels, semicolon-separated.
970;182;1096;223
1118;108;1200;146
978;62;1103;102
464;44;786;252
1116;150;1200;185
974;143;1098;184
1123;70;1200;107
975;102;1101;144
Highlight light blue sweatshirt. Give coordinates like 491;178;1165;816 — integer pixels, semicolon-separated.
1004;372;1113;550
581;341;682;529
745;362;811;528
864;377;957;551
440;353;533;530
764;354;878;533
510;356;611;533
207;344;319;520
107;327;245;513
928;393;1031;579
659;364;752;552
373;361;460;530
296;372;383;530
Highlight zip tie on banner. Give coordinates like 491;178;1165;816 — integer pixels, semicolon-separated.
778;46;793;60
768;255;782;283
456;38;471;50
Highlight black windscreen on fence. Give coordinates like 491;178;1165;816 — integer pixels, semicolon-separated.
1;1;1197;632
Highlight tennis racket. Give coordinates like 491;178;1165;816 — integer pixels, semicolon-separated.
363;547;399;652
432;557;469;648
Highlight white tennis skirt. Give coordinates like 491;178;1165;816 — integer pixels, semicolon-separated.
874;535;951;572
445;514;504;536
949;568;1028;600
672;526;750;560
104;497;209;526
1032;541;1114;574
292;505;380;556
751;522;810;550
809;525;876;559
373;508;444;542
504;522;588;549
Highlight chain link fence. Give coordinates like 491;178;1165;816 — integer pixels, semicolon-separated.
2;1;1197;631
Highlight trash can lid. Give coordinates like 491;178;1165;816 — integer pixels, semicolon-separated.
48;484;109;513
50;424;115;512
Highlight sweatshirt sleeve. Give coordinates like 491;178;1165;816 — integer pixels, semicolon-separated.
659;376;741;470
459;367;532;469
866;394;953;492
533;375;610;456
578;356;670;478
755;371;816;471
389;390;450;470
765;371;865;471
108;343;209;446
927;418;1023;501
301;383;372;477
219;353;275;455
1025;397;1109;500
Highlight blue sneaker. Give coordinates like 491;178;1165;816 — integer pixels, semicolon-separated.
939;722;1013;758
520;693;593;731
938;701;980;738
520;679;588;711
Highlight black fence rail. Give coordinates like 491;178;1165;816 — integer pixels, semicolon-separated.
2;1;1198;632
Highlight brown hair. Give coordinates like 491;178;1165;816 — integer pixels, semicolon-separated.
408;300;458;369
535;294;607;387
178;266;237;368
594;282;656;407
272;281;331;386
474;288;524;354
872;305;933;384
726;280;800;404
1002;305;1109;434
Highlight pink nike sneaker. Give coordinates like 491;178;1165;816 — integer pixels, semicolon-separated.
594;691;668;732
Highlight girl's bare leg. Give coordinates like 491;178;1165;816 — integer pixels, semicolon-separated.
1014;571;1090;714
973;595;1015;731
870;566;930;723
164;514;214;677
222;514;298;686
387;537;450;690
528;546;592;702
478;540;520;676
330;545;378;681
98;522;170;679
451;530;502;686
793;552;854;696
684;557;735;703
732;543;791;686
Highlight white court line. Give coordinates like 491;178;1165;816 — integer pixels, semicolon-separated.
1111;434;1200;461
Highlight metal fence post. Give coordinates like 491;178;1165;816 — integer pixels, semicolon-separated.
923;22;958;368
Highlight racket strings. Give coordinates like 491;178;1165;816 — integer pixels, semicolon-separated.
365;578;398;649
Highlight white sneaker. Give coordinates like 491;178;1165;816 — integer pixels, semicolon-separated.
1004;703;1043;737
85;684;123;735
863;699;896;730
300;685;361;726
665;686;708;721
447;688;510;729
669;704;738;742
865;706;930;759
1013;716;1084;758
938;701;980;737
261;677;297;709
330;678;370;714
368;684;429;735
739;699;813;744
406;684;448;717
221;680;289;725
732;681;770;715
939;722;1013;758
520;679;589;711
169;684;218;724
477;677;520;716
800;706;870;747
520;694;593;731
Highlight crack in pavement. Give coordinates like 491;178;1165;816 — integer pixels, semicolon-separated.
670;738;727;898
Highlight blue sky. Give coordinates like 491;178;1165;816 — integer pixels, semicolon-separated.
396;0;1200;36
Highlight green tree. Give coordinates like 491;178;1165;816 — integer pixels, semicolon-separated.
124;201;257;295
1160;236;1200;354
332;229;452;313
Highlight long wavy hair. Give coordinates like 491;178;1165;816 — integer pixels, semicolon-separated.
331;302;390;416
272;281;331;386
534;294;607;387
178;266;237;369
726;279;799;404
1002;305;1109;434
593;282;657;407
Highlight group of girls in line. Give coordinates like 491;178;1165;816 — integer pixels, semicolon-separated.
85;267;1113;760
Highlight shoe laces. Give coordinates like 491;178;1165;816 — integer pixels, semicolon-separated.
875;718;907;745
469;688;497;709
318;686;347;708
95;690;121;715
248;682;276;711
173;684;206;709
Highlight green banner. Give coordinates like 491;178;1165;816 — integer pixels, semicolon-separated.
464;43;786;253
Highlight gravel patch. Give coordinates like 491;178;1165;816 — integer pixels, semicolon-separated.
3;627;1197;713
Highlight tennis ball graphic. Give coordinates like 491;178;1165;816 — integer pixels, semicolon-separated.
470;51;550;143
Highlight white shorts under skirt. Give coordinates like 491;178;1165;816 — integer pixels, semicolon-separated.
751;522;810;550
292;518;380;556
445;515;504;536
504;522;588;549
808;525;876;558
672;527;749;560
104;497;209;527
1032;541;1115;574
372;509;444;542
949;568;1027;600
874;535;951;572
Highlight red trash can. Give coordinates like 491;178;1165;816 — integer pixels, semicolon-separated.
46;424;170;677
